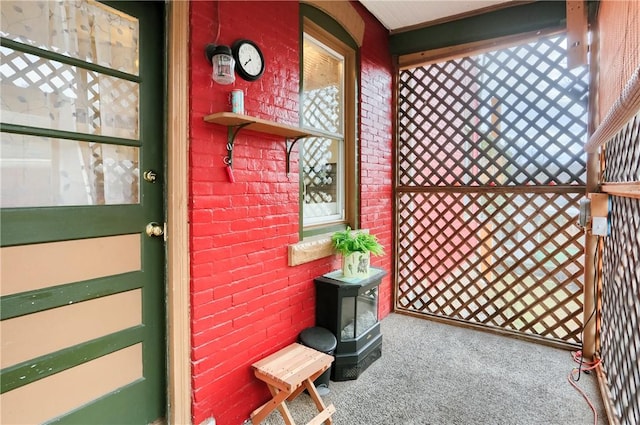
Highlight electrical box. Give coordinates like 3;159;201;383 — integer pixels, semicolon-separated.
592;217;608;236
589;193;609;236
578;198;591;227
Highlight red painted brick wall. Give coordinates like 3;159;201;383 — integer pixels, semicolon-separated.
189;2;392;424
359;5;394;319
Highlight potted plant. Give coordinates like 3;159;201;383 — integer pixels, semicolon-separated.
331;227;384;278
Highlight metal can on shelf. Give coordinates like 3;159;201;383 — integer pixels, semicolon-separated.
231;89;244;115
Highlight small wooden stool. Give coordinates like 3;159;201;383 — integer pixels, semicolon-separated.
250;343;336;425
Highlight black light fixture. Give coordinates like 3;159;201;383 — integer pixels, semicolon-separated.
205;44;235;85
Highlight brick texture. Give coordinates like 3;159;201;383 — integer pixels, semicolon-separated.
189;2;392;424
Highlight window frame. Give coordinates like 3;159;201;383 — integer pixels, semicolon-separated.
300;14;358;239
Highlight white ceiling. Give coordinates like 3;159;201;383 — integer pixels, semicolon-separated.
358;0;515;32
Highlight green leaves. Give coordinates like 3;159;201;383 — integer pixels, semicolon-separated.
331;226;384;256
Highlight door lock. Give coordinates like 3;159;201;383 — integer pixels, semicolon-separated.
145;222;165;237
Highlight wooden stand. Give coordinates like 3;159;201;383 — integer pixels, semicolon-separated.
250;343;336;425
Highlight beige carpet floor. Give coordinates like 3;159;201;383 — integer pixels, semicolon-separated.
260;313;606;425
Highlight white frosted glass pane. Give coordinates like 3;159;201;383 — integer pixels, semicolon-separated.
0;0;139;75
1;47;139;139
302;35;344;134
1;133;139;208
302;137;343;224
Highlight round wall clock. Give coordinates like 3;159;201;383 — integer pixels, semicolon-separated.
232;39;265;81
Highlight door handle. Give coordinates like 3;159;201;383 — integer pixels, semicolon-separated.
143;170;157;183
145;222;165;237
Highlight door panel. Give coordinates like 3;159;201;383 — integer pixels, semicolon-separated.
0;1;165;423
1;289;142;368
2;344;143;424
0;234;141;295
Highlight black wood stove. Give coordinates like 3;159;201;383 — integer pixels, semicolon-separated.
314;267;386;381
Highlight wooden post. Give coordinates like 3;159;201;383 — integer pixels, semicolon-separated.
566;0;588;69
582;151;599;359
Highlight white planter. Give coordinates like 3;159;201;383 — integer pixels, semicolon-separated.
342;251;371;278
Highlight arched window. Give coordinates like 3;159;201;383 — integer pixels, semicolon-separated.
300;5;357;237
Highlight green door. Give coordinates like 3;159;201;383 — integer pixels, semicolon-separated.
0;1;166;423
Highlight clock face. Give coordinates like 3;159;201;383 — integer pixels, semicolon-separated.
233;40;265;81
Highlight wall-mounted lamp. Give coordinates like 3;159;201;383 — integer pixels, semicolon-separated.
205;44;235;85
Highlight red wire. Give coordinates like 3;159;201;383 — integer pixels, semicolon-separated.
569;350;601;425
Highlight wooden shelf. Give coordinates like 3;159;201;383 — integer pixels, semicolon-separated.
203;112;324;173
204;112;312;138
